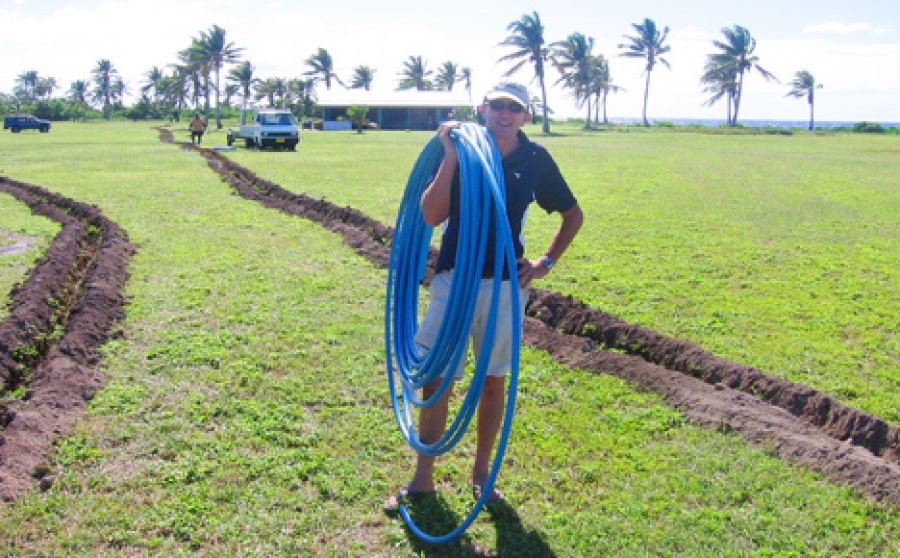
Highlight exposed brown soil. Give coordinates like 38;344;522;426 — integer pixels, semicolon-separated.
158;127;900;507
524;319;900;506
0;177;135;501
526;290;900;464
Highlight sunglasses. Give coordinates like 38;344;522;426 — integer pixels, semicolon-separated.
487;99;525;114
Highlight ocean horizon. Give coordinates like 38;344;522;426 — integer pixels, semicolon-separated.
576;117;900;129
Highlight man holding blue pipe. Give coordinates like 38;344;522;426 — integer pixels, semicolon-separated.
386;82;584;510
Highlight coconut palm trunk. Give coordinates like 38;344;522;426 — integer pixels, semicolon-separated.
583;95;592;129
204;75;211;123
602;90;609;124
808;91;815;131
727;91;733;125
641;71;651;126
214;69;222;129
732;74;745;126
539;67;550;134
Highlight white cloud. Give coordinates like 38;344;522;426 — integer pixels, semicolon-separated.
803;21;891;35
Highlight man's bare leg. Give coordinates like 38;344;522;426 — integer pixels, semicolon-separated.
407;379;453;492
472;375;505;489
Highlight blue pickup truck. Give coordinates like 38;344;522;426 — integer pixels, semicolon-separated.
3;114;52;133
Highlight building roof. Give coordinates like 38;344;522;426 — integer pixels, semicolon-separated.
316;89;471;108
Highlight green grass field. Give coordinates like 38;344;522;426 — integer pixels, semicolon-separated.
223;122;900;422
0;121;899;556
0;193;59;321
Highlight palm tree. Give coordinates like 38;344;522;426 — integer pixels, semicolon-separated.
497;11;551;134
552;32;596;128
346;105;369;133
527;95;553;126
227;60;258;108
700;57;739;124
35;77;58;100
435;61;459;91
618;17;671;126
67;80;90;108
222;83;239;108
305;48;343;90
592;56;623;125
162;68;191;121
110;77;128;109
709;25;777;126
786;70;823;131
227;61;257;108
396;56;433;90
350;66;376;91
141;66;166;108
91;59;119;119
287;77;317;120
460;67;473;103
255;78;287;107
253;79;275;107
175;44;208;114
193;24;244;128
15;70;40;101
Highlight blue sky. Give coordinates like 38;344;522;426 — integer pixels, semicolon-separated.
2;0;898;122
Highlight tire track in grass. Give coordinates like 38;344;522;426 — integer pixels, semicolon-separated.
158;127;900;507
0;177;135;501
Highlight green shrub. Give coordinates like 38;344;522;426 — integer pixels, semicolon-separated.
853;121;885;133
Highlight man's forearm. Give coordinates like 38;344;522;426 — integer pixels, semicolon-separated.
542;204;584;264
420;153;456;226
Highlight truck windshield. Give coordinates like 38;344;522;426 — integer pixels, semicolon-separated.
259;113;296;126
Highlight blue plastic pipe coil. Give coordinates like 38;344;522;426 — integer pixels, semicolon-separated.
385;123;522;544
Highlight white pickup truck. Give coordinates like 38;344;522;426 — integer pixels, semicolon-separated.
227;108;299;150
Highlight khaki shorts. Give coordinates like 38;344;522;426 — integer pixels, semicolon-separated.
414;271;529;380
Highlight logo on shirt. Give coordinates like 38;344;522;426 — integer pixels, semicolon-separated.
514;172;521;179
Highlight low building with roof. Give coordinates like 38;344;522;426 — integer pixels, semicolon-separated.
315;89;472;131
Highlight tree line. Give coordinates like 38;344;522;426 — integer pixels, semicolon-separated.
2;14;826;131
503;12;824;132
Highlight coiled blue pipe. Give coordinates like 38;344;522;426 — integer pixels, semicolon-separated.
385;123;522;544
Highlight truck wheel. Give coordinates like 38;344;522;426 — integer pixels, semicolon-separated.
246;138;255;148
11;126;20;133
40;126;49;133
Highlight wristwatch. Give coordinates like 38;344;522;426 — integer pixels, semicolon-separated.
540;256;554;270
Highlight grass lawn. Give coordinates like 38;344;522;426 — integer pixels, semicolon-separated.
0;121;898;556
224;122;900;423
0;193;59;321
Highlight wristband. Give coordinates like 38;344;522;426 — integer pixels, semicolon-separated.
540;256;554;270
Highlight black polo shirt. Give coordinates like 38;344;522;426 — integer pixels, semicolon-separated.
434;130;577;278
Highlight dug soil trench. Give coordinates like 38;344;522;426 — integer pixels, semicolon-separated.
158;128;900;507
0;177;134;501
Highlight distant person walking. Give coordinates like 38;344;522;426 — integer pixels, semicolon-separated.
189;112;207;145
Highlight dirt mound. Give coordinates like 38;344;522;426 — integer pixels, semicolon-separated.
162;130;900;506
161;130;403;273
0;177;135;501
526;290;900;463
